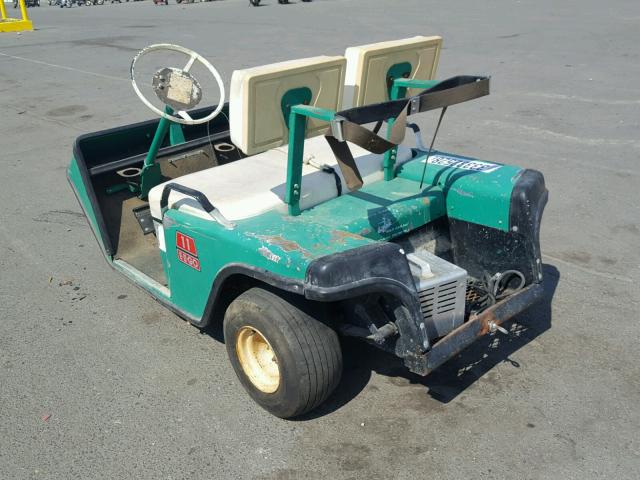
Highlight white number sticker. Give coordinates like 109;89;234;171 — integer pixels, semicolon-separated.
422;154;501;173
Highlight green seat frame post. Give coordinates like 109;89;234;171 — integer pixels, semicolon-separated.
285;105;336;216
383;78;440;181
284;80;440;215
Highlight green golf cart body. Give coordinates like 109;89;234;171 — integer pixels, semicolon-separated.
68;37;547;418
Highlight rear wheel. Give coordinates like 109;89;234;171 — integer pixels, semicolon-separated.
224;288;342;418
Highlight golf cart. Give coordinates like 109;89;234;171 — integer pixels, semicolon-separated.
68;37;547;418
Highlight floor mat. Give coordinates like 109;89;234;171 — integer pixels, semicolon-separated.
102;191;167;285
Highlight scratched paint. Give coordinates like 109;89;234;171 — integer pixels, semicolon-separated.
258;246;281;263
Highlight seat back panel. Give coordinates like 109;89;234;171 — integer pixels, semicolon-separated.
230;56;346;156
344;36;442;108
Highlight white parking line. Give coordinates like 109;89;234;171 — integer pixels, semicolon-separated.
484;120;640;149
524;92;640;106
543;253;634;283
0;52;129;83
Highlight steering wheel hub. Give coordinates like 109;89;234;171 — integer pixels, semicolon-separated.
152;67;203;112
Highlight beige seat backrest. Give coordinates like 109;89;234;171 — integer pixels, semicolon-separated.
229;56;347;156
343;36;442;109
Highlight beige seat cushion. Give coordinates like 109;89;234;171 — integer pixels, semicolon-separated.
148;136;413;222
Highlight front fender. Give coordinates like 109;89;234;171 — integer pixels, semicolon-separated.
305;243;429;352
196;244;431;354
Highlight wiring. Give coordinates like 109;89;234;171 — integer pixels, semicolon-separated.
467;270;526;314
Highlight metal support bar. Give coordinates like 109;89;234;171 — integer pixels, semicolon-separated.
382;83;401;181
392;78;440;91
139;106;175;199
290;105;336;122
18;0;28;23
285;111;306;216
285;104;337;216
144;105;174;169
169;121;186;146
382;79;439;181
382;78;439;181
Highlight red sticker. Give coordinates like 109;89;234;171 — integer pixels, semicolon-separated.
177;249;201;271
176;232;197;256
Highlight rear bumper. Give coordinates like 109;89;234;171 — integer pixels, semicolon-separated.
406;282;544;376
305;242;545;372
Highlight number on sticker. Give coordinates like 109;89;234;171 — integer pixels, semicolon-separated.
176;232;197;256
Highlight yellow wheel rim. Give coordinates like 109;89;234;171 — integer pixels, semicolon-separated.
235;326;280;394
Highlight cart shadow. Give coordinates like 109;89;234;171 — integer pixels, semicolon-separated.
296;263;559;420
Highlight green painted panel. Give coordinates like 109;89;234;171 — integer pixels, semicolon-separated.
161;209;353;317
296;177;445;240
67;157;108;257
161;214;230;317
160;175;445;317
397;151;523;231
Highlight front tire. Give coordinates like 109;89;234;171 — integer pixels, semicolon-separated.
224;288;342;418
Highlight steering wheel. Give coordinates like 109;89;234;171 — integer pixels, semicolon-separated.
130;44;226;126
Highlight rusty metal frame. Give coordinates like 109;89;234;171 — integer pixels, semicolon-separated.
419;282;544;374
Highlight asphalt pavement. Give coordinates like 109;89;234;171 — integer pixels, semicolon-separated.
1;0;639;478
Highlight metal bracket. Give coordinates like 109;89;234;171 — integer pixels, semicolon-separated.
330;115;346;142
409;96;421;115
488;321;510;335
132;205;154;235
